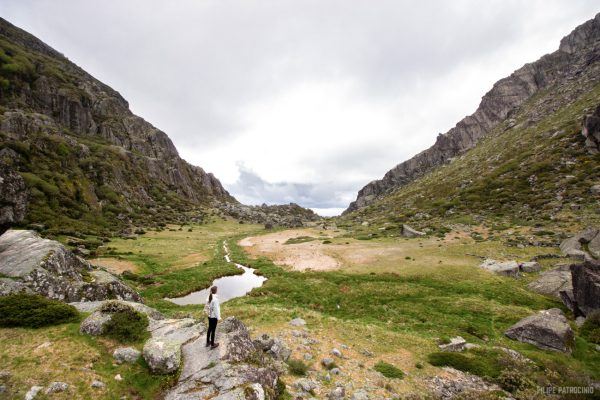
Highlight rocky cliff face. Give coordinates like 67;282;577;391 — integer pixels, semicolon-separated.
0;17;234;234
0;162;27;234
345;13;600;214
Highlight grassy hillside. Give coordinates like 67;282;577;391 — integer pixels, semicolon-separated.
0;19;233;237
339;79;600;238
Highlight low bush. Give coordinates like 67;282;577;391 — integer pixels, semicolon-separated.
287;358;309;376
580;310;600;344
496;368;534;393
103;307;149;343
374;361;404;379
0;294;79;328
427;349;503;379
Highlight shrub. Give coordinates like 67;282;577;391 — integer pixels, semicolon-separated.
580;310;600;344
374;361;404;379
102;307;149;343
0;294;79;328
427;349;503;379
287;358;309;376
496;368;534;393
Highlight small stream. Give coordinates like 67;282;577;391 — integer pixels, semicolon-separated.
165;243;267;306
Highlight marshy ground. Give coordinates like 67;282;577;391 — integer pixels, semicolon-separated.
1;218;598;399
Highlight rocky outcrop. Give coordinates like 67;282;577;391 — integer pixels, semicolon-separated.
144;318;205;374
0;17;235;233
0;163;27;235
113;347;141;364
0;230;140;302
505;308;574;352
582;104;600;153
345;13;600;213
427;367;504;400
74;300;282;398
527;264;572;298
570;260;600;316
402;224;426;238
218;202;321;228
164;317;281;399
560;227;600;261
479;259;520;277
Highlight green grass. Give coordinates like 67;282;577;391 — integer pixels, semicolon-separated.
0;294;80;328
373;361;404;379
340;80;600;238
286;358;309;376
427;349;504;379
102;309;149;344
225;237;600;387
580;311;600;344
0;322;174;399
284;236;317;244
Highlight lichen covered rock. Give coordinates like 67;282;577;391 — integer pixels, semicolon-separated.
0;230;141;302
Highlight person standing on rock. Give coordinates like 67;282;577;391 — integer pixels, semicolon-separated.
205;286;221;349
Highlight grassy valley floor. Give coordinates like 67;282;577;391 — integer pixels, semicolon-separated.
1;220;599;399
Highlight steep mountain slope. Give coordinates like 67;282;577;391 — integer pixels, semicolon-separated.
345;13;600;214
0;17;235;235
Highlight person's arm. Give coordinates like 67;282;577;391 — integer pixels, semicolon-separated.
215;298;221;320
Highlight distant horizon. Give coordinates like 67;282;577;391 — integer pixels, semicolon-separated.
3;1;599;212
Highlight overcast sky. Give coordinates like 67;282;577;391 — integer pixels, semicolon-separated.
2;1;599;215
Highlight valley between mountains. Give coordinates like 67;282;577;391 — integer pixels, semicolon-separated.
1;10;600;400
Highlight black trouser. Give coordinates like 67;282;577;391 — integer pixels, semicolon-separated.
207;317;218;345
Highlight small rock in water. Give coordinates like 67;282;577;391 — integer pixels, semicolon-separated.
45;382;68;394
25;386;44;400
331;348;343;358
91;380;106;389
289;317;306;327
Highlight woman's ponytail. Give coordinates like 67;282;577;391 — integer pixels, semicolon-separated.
208;286;217;304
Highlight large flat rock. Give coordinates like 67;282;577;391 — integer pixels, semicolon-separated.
505;308;574;352
163;317;280;400
527;264;572;298
0;230;141;302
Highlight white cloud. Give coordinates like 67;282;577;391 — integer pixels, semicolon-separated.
2;1;599;215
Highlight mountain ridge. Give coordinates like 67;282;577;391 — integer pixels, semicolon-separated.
344;12;600;214
0;16;234;235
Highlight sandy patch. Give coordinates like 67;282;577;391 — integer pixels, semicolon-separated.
239;229;340;271
90;257;139;274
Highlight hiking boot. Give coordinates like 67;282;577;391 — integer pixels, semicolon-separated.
211;343;220;349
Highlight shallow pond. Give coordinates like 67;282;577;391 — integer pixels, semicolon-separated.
166;244;266;306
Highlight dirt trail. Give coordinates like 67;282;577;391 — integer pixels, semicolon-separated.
90;257;139;274
239;229;340;271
